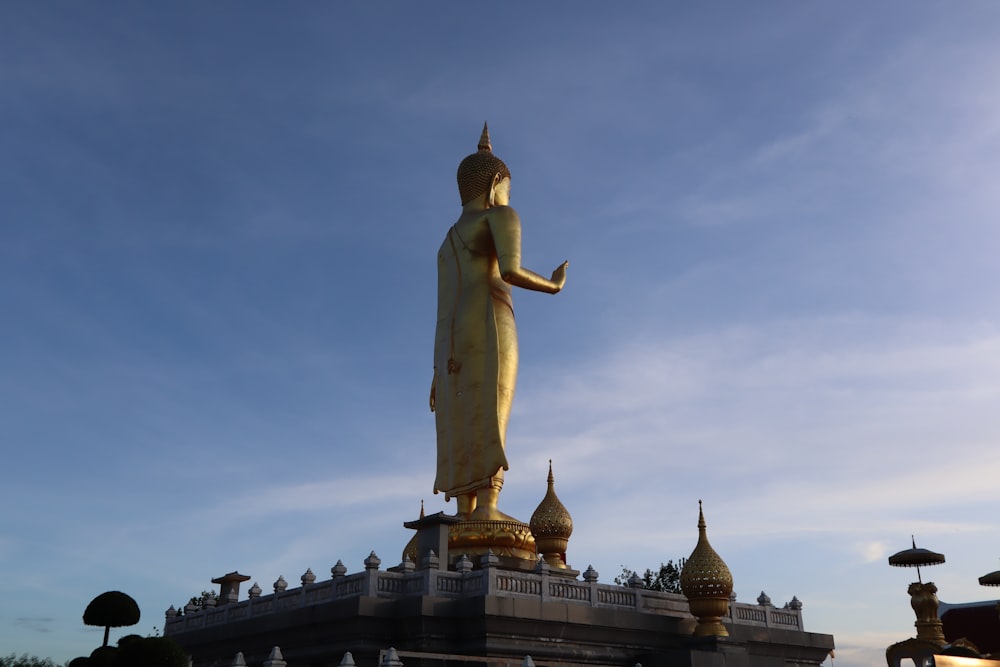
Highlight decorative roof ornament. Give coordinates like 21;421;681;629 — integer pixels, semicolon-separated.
401;500;426;563
680;501;734;637
529;460;573;569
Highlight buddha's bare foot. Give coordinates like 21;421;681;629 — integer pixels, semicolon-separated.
455;494;477;519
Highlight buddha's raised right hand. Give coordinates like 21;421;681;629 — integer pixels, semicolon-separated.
550;261;569;293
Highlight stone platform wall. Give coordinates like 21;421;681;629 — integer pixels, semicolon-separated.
164;552;805;638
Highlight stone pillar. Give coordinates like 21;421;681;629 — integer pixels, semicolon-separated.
212;571;251;606
403;512;461;571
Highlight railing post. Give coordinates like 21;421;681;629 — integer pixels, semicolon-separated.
363;552;382;597
583;565;599;608
421;549;440;595
536;558;551;602
480;550;499;595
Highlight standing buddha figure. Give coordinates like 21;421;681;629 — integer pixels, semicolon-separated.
430;123;567;520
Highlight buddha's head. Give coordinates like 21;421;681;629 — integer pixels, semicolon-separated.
457;123;511;205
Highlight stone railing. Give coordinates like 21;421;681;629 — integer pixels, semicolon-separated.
164;552;803;635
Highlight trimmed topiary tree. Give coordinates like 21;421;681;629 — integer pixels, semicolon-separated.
116;637;188;667
87;646;117;667
83;591;141;647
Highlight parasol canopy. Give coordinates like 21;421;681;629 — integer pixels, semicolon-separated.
888;536;945;583
888;536;946;568
978;563;1000;587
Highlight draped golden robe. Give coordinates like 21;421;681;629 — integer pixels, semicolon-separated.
433;220;516;499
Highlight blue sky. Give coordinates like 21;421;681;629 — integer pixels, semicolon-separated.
2;3;1000;665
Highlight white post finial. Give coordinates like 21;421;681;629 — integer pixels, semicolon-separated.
263;646;287;667
381;648;404;667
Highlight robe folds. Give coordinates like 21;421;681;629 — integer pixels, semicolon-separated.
433;222;515;499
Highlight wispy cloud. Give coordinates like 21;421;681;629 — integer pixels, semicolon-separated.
506;314;1000;547
14;617;55;633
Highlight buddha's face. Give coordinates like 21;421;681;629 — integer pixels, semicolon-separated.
491;176;511;206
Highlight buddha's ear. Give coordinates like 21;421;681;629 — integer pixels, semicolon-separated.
488;172;503;207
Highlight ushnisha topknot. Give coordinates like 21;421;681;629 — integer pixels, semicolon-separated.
457;122;511;205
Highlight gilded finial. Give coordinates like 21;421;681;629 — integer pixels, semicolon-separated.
478;122;492;152
530;460;573;569
681;501;734;637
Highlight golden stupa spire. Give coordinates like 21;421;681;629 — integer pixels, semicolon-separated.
529;460;573;569
680;500;734;637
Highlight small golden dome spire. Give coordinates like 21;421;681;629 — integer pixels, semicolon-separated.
530;460;573;569
419;499;425;519
680;501;734;637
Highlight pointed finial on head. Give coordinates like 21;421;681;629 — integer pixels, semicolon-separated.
420;499;425;519
547;459;554;484
478;122;492;152
698;500;706;531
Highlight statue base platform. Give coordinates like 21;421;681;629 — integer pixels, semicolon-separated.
403;514;537;564
449;517;536;561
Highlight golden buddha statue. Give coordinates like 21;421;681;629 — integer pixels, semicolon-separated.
430;123;567;521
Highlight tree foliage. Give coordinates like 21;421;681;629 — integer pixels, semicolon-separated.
615;558;687;593
0;655;60;667
183;589;218;613
83;591;140;647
